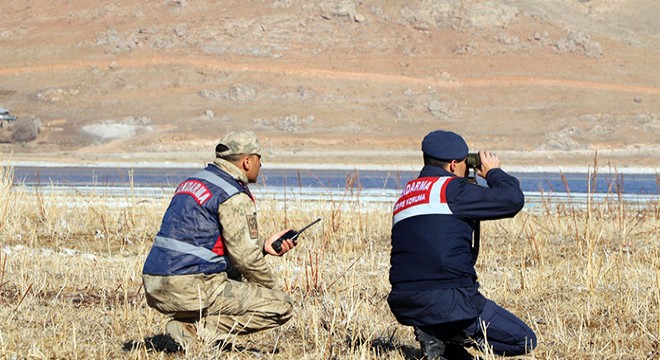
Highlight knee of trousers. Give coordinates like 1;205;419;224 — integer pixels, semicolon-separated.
274;298;294;324
472;299;538;356
521;328;538;353
505;323;538;356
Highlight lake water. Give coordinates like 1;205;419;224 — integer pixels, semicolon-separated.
7;166;658;196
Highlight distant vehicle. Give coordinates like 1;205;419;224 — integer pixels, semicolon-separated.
0;107;17;121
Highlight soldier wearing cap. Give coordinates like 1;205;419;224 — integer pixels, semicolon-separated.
388;130;537;359
142;130;296;351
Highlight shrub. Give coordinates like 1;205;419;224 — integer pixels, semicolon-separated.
11;118;40;143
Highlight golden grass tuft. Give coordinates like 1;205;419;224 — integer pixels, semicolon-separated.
0;165;658;359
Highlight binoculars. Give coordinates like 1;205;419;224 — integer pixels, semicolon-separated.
466;152;481;170
466;153;480;183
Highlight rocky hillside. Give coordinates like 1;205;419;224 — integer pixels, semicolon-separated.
0;0;658;168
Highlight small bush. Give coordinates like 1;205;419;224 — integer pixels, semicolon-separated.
11;118;39;143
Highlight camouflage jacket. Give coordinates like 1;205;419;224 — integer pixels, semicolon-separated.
213;159;276;289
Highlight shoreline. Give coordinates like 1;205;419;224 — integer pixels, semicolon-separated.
2;147;659;174
2;159;658;175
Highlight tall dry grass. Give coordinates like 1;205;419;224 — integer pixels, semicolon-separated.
0;165;658;359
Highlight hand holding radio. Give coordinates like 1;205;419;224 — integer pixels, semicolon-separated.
270;218;322;254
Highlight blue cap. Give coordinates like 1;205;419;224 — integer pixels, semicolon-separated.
421;130;468;160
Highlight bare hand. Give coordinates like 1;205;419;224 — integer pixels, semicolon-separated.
478;150;500;179
264;228;296;256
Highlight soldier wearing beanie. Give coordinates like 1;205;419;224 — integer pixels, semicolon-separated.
142;130;297;351
388;130;537;359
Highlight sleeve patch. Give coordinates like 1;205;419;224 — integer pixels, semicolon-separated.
246;214;258;239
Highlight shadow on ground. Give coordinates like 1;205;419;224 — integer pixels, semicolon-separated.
122;334;272;355
352;335;477;360
122;334;181;354
122;333;476;359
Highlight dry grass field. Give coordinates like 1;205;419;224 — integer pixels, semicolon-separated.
0;165;658;359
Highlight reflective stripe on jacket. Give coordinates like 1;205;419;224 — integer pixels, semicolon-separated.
393;176;454;224
142;164;250;276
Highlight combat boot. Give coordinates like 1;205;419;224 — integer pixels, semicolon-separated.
443;335;476;360
166;319;197;350
414;326;448;360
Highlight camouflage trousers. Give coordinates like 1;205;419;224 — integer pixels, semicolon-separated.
143;272;294;345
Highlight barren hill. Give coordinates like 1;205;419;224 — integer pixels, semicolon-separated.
1;0;658;170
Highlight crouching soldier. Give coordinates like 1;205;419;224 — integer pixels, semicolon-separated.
388;130;537;359
142;130;297;350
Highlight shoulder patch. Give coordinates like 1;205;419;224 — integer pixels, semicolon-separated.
174;179;212;205
246;213;258;239
392;176;454;225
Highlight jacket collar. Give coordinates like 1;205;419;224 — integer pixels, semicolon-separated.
212;158;249;184
419;165;455;178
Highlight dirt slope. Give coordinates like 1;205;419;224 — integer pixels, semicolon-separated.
0;0;658;169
